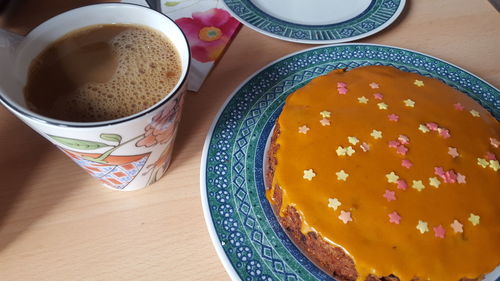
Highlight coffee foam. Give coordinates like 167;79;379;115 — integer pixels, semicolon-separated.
57;27;181;121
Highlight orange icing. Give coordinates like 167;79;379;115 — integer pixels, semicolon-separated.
268;66;500;280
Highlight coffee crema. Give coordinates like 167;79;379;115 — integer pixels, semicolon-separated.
24;24;182;122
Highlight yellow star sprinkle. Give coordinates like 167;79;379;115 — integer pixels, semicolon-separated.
320;110;331;118
328;198;342;211
468;213;480;226
470;110;480;117
345;146;355;156
429;177;441;188
477;158;489;168
377;102;388;110
358;96;369;104
404;99;415;107
303;169;316;181
489;160;500;172
336;170;349;181
386;171;399;183
416;220;429;234
336;146;346;156
414;80;425;87
370;129;382;139
298;125;310;134
418;124;430;133
412;180;425;192
347;136;359;145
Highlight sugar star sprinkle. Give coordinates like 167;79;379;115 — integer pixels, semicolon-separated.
414;80;425;87
398;135;410;144
298;125;310;134
320;118;331;126
360;142;370;152
429;177;441;188
373;93;384;100
416;220;429;234
338;87;348;95
337;82;347;88
320;111;331;118
448;147;459;158
371;130;383;139
386;171;399;183
418;124;430;133
397;179;408;190
401;159;413;169
412;180;425;192
457;173;466;184
388;114;399;122
338;210;352;224
388;211;401;224
453;102;464;111
490;137;500;148
328;198;342;211
485;152;497;161
345;146;356;156
369;82;379;89
348;136;359;145
490;160;500;172
477;158;489;168
358;96;369;104
303;169;316;181
336;170;349;181
468;213;480;226
426;122;438;131
433;225;446;238
336;146;346;156
377;102;388;110
438;128;451;139
451;220;463;233
404;99;415;107
396;145;409;155
383;189;396;202
470;110;480;117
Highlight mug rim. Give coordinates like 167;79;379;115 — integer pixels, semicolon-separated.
0;2;191;128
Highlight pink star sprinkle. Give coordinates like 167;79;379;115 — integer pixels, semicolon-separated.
433;225;446;238
457;173;466;184
451;220;464;233
397;179;408;190
388;211;401;224
388;114;399;122
388;140;399;148
369;82;379;89
337;87;348;95
396;145;408;155
337;82;347;88
398;135;410;144
485;152;497;161
320;118;331;126
453;102;464;111
373;93;384;100
438;128;451;139
426;122;439;131
444;170;457;183
448;147;459;158
360;142;370;152
383;189;397;202
491;137;500;148
434;166;445;177
401;159;413;169
338;210;352;224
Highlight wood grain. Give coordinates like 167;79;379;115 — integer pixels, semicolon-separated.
0;1;498;280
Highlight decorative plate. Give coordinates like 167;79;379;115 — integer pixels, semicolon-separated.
201;44;500;281
222;0;406;44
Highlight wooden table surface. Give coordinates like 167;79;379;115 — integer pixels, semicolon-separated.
0;1;499;280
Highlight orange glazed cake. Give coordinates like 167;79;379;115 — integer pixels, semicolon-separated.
266;65;500;281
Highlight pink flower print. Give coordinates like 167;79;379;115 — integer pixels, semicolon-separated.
176;8;240;63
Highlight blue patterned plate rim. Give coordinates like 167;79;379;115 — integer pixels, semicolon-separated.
222;0;406;44
200;43;499;281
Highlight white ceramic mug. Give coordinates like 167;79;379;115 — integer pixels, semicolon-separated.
0;3;191;191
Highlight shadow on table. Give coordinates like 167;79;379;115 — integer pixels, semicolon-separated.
0;111;77;252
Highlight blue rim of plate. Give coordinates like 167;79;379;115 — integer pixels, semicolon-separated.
200;44;500;281
222;0;406;44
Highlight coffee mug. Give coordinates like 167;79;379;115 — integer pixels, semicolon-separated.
0;3;190;191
